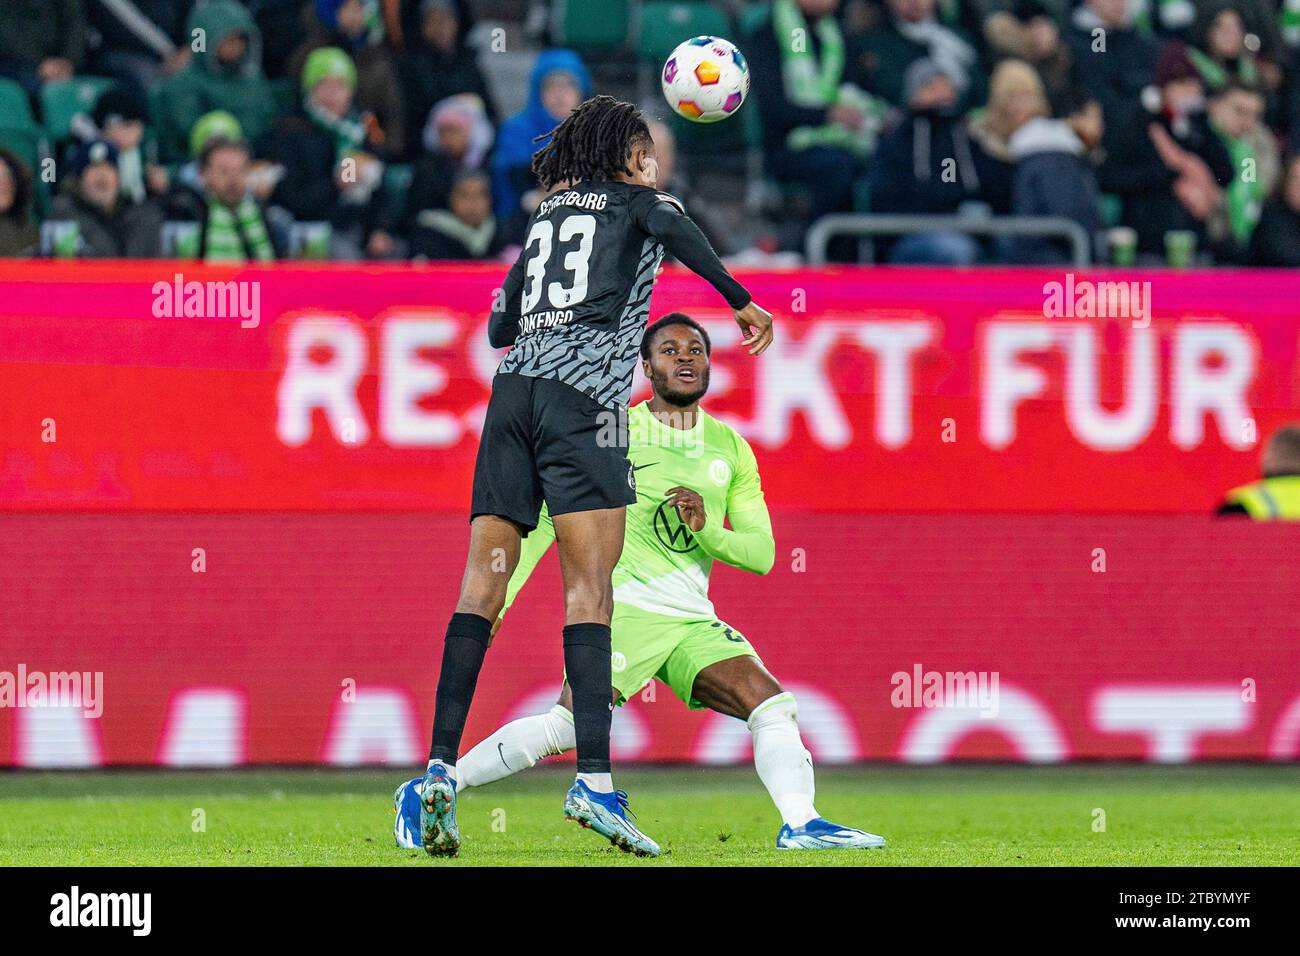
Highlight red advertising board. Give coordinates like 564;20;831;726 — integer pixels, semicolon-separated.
1;261;1297;767
2;260;1298;512
0;513;1297;767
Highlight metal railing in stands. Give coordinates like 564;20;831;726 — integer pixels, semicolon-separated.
805;213;1094;266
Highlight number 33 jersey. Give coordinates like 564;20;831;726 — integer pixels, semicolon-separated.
490;181;750;409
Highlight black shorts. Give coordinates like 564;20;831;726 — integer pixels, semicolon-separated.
470;372;635;533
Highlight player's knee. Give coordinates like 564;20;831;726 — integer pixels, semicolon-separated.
732;666;784;718
562;579;614;623
746;690;798;729
456;572;508;620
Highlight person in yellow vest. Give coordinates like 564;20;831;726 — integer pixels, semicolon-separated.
1218;424;1300;519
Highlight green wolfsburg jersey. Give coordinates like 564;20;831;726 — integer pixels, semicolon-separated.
502;401;775;619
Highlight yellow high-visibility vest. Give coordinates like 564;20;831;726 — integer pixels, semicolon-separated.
1223;475;1300;520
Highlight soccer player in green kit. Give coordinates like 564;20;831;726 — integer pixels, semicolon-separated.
418;313;885;850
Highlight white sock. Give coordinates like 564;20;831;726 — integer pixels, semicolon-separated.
576;772;614;793
748;692;818;828
457;705;575;789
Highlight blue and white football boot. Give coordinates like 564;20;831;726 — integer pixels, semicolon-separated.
393;776;424;849
776;818;887;850
418;763;460;856
562;780;660;857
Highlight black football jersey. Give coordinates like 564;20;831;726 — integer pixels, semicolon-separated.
490;180;748;409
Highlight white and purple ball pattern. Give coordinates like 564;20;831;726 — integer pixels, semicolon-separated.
661;35;750;123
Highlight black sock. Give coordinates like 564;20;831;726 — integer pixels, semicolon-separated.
564;622;613;774
427;612;493;765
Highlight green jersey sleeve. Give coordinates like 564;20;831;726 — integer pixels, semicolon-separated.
500;506;556;618
693;435;775;574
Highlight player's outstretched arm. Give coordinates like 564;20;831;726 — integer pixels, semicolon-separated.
641;198;774;355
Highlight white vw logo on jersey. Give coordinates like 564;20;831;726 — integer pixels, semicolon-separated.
708;458;730;486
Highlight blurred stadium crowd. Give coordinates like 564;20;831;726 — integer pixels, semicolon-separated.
2;0;1300;267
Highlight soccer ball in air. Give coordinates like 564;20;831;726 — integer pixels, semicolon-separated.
661;36;750;123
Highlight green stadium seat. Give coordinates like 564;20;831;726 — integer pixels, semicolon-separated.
0;78;37;130
41;76;117;142
0;124;40;167
552;0;631;54
637;2;731;65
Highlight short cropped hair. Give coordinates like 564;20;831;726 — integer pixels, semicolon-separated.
640;312;712;360
1262;424;1300;477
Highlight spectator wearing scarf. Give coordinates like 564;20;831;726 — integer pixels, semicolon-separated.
771;0;886;155
1097;41;1234;256
1206;80;1277;260
411;169;504;260
850;0;984;112
290;0;407;156
1187;3;1262;91
744;0;877;259
260;46;395;258
193;137;275;263
403;93;495;237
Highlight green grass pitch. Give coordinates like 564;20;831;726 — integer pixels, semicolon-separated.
1;764;1296;866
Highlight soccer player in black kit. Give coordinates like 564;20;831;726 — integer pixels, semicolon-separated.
417;95;774;857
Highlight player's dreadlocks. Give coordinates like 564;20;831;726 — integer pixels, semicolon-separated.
532;95;653;189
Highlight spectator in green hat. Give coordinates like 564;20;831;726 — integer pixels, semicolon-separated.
190;110;245;161
260;46;396;259
289;0;406;157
